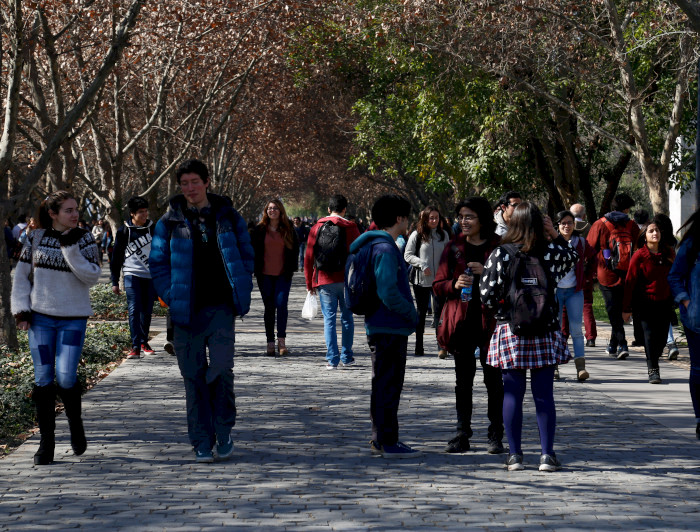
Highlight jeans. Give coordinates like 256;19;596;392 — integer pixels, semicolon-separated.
556;287;585;359
502;366;556;456
124;275;156;349
298;243;306;270
685;326;700;420
599;283;627;348
412;285;444;353
318;282;354;366
173;304;237;452
368;333;408;446
257;274;292;343
29;313;87;388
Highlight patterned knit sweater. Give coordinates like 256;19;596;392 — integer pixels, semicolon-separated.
11;228;101;320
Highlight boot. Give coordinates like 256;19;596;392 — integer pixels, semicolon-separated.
32;384;56;465
575;358;590;382
57;383;87;456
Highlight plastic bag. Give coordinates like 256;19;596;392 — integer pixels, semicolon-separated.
302;291;318;320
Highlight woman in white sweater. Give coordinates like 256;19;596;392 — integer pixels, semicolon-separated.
11;191;101;465
404;205;451;357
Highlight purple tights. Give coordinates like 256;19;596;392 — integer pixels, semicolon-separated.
501;366;556;455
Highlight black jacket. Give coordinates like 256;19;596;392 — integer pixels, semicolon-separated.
250;223;299;279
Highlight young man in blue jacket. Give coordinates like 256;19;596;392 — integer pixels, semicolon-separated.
149;159;254;463
350;194;420;458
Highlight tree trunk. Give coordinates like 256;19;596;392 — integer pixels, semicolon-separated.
0;207;19;351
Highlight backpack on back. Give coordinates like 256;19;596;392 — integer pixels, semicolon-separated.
344;242;380;316
502;244;558;337
314;220;347;272
602;218;633;271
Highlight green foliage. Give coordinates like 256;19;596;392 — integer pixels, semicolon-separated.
0;323;130;446
90;282;167;320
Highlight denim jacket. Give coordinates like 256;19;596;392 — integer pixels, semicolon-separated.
668;236;700;333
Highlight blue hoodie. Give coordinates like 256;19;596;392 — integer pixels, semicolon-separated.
350;230;417;336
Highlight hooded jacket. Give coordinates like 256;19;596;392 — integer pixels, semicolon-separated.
586;211;640;287
149;193;254;325
349;230;417;336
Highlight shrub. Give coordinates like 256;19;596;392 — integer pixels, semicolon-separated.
90;282;168;320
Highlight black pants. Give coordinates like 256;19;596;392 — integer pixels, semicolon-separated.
638;300;672;371
368;333;408;446
413;285;444;353
599;283;627;348
453;337;504;440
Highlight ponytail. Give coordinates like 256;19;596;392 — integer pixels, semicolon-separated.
37;191;76;229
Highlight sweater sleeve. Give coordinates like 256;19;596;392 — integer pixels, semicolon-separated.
374;251;417;322
432;242;457;299
622;250;643;313
60;230;101;287
480;246;510;310
544;235;578;283
10;235;34;317
403;231;426;269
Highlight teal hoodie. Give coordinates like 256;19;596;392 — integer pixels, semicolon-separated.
350;230;417;336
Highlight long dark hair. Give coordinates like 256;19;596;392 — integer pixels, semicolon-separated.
258;198;294;249
638;214;675;255
679;208;700;255
37;190;76;229
416;205;447;243
502;201;546;254
455;196;497;239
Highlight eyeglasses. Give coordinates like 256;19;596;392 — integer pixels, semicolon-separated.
558;221;574;226
507;202;521;208
267;206;280;212
457;215;477;222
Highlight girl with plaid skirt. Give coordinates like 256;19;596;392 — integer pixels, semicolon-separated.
480;202;578;472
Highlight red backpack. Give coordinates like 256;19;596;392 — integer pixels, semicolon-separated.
602;218;634;271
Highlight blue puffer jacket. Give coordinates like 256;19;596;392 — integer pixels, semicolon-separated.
668;235;700;334
149;193;254;325
350;230;417;336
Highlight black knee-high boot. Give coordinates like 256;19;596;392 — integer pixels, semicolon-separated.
33;384;56;465
57;383;87;456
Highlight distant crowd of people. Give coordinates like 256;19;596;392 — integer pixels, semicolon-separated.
8;159;700;473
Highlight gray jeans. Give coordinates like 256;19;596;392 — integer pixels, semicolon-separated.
173;304;236;452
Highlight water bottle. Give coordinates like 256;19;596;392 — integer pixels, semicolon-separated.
461;267;473;302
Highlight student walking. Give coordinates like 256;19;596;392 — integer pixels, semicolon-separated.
480;202;578;472
250;199;299;356
11;191;101;465
404;205;451;358
348;194;420;458
623;216;677;384
668;209;700;437
432;197;504;454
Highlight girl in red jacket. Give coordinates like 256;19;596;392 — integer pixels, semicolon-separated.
623;215;676;384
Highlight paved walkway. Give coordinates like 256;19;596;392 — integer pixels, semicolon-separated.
2;275;700;530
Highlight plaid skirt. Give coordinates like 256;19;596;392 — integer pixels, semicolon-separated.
486;323;571;369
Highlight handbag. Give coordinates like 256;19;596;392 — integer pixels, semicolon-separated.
436;296;469;352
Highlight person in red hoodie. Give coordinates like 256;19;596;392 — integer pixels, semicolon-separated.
304;195;361;369
622;214;676;384
587;193;640;359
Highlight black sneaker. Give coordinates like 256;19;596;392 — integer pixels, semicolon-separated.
380;441;421;459
667;343;679;361
445;435;470;453
506;453;524;471
606;344;617;358
539;453;562;472
486;438;505;454
616;344;629;360
648;369;661;384
585;339;595;348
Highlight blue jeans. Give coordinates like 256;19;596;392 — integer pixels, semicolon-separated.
125;275;156;349
298;243;306;270
318;282;354;366
29;313;87;387
173;305;237;452
257;274;292;343
556;287;585;359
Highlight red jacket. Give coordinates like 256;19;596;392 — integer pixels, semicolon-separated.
304;215;361;290
623;245;675;312
586;215;640;287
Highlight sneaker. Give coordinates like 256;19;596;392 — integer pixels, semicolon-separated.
487;438;505;454
127;348;141;359
195;449;214;463
648;369;662;384
445;435;470;453
163;341;175;355
380;441;421;459
585;339;595;348
667;343;679;361
141;343;155;355
369;440;382;457
616;344;629;360
325;362;338;370
606;344;617;358
216;435;234;460
341;359;355;367
506;453;524;471
539;453;562;472
553;368;560;380
438;349;448;359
